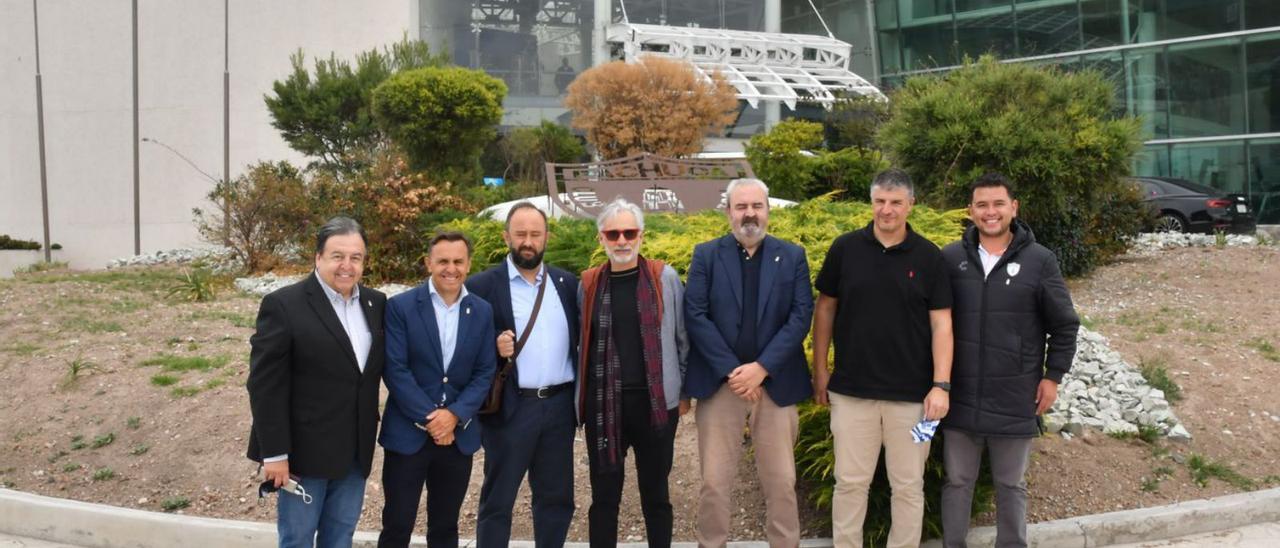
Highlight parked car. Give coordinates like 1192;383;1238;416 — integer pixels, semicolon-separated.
1128;177;1256;234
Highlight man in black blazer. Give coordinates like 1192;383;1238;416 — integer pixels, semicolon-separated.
465;202;580;548
247;216;386;548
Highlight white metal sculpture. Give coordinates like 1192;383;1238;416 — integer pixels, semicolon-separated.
607;22;885;109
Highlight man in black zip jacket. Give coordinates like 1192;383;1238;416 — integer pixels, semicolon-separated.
939;172;1079;548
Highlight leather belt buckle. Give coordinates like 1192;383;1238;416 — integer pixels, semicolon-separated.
536;386;552;399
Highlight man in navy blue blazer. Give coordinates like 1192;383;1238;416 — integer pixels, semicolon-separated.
684;178;814;547
378;231;496;548
465;202;580;548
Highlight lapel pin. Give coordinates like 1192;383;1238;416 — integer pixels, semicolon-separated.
774;256;780;263
466;306;471;315
558;276;564;283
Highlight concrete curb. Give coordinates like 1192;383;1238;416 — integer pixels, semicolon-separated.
3;487;1279;547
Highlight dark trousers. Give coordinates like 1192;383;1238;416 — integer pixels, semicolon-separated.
585;390;679;548
378;442;473;548
475;388;576;548
941;429;1034;548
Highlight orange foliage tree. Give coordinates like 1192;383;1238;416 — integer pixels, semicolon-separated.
564;56;739;159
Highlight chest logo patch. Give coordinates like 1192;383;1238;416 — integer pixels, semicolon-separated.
958;260;968;271
1006;262;1021;277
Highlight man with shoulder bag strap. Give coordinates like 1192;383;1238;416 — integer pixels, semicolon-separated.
464;202;580;548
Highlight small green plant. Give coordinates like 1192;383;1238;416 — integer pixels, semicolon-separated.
1214;229;1228;248
150;374;179;387
62;463;81;473
1187;454;1253;489
63;357;97;386
1107;430;1135;441
1137;425;1162;444
160;496;191;512
141;354;230;372
171;386;202;398
1245;338;1280;362
1078;313;1096;330
61;317;124;333
91;432;116;449
167;268;218;302
2;342;40;356
1257;232;1271;246
14;260;69;274
126;416;142;430
1139;355;1183;403
130;443;150;456
1139;476;1160;492
70;435;87;450
47;450;69;463
91;468;116;481
204;378;225;390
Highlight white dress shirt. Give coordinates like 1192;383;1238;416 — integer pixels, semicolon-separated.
428;277;468;372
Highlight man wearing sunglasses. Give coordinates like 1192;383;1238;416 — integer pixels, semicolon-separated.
576;198;689;547
684;178;814;547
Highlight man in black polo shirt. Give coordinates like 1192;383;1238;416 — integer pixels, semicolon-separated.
811;168;954;548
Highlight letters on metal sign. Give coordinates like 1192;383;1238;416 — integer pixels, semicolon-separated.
544;152;755;219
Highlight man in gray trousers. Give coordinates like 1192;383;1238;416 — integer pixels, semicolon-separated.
939;172;1080;547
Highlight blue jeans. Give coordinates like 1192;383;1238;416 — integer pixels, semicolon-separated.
277;463;367;548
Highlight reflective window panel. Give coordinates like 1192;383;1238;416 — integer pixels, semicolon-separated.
1245;0;1280;30
1125;46;1170;140
1246;34;1280;134
954;1;1018;60
1080;0;1132;47
1016;1;1083;56
1166;39;1245;139
1170;140;1246;193
1247;138;1280;223
1134;144;1171;178
1155;0;1242;41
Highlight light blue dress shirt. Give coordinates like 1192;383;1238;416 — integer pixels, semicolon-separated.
506;256;574;388
427;277;469;372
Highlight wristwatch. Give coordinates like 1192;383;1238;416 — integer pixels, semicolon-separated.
931;381;951;392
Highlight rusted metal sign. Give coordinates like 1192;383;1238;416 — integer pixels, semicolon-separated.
544;152;755;219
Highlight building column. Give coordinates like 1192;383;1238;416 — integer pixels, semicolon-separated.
593;0;611;67
764;0;781;129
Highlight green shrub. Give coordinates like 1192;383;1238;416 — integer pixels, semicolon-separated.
0;235;42;250
167;268;219;302
494;122;588;185
877;56;1145;276
746;120;891;202
442;195;967;276
371;66;507;182
265;37;447;176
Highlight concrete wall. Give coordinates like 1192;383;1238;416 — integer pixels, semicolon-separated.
0;0;413;269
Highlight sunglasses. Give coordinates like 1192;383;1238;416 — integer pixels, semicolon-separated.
601;229;640;242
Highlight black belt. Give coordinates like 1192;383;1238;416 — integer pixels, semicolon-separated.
518;382;572;399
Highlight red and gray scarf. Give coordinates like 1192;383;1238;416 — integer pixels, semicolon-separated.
590;258;668;470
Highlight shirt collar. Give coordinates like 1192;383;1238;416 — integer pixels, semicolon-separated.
315;271;360;304
506;254;545;284
428;276;468;307
858;221;916;251
735;236;766;261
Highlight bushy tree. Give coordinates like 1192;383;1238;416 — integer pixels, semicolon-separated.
264;37;447;176
878;56;1145;276
192;161;314;273
746;119;888;201
564;56;739;159
825;93;891;152
370;66;507;183
312;151;476;283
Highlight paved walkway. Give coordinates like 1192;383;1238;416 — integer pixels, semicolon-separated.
1106;521;1280;547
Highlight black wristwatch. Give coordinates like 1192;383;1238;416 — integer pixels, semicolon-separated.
932;381;951;392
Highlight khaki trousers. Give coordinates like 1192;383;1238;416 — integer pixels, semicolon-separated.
695;383;800;548
829;392;931;548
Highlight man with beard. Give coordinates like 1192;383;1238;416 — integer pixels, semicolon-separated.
684;178;814;547
464;202;580;548
577;198;689;547
939;173;1078;548
811;168;953;548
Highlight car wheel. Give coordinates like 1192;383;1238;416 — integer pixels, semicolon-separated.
1155;212;1187;233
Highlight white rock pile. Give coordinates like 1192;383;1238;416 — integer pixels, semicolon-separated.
1044;327;1190;440
107;246;241;272
1128;232;1259;254
234;274;412;298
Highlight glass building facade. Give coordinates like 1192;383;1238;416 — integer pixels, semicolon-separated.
784;0;1280;223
